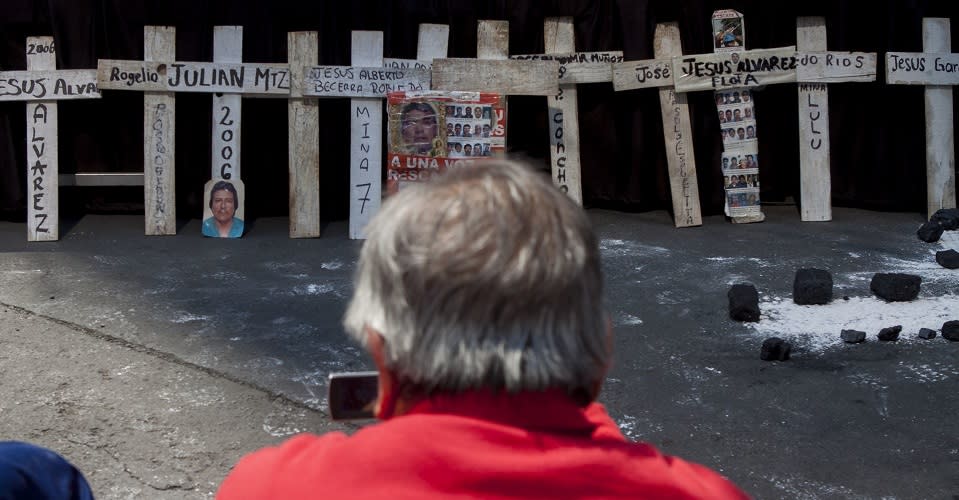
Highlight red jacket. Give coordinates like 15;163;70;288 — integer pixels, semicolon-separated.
218;390;749;499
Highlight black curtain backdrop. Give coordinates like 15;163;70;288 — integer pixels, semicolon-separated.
1;0;957;222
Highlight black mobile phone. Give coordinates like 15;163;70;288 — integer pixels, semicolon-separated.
327;371;379;421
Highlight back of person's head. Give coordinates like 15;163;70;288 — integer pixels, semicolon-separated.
344;160;607;404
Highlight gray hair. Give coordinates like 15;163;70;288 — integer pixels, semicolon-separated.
343;160;607;401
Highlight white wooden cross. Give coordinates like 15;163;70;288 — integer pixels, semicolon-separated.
886;17;958;216
612;22;703;227
0;36;100;241
509;17;624;205
98;26;291;235
298;24;447;239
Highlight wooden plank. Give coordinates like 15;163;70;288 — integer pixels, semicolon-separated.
417;23;449;60
796;51;877;83
26;36;58;241
923;18;957;215
350;31;384;240
212;26;242;181
654;23;702;227
432;58;559;96
143;26;176;236
0;70;99;101
511;51;624;84
383;58;433;70
796;17;832;222
886;52;959;85
544;17;583;204
612;57;674;90
97;60;291;94
478;20;509;60
287;31;320;238
673;46;797;92
301;65;429;98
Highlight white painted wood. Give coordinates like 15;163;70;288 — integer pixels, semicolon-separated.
923;18;957;214
478;20;509;60
886;52;959;85
432;58;559;95
350;31;384;240
417;24;449;60
213;26;242;182
672;46;798;92
796;17;832;222
143;26;177;236
0;70;99;101
383;58;433;70
654;23;702;228
510;51;624;84
612;58;674;90
97;60;290;94
796;51;876;83
301;65;429;97
26;36;58;241
544;17;583;205
287;31;320;238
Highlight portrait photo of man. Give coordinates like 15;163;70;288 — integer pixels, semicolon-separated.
399;102;440;155
202;179;245;238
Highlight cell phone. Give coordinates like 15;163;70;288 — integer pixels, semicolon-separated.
327;371;379;421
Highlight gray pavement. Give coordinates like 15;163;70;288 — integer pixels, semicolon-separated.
1;207;957;499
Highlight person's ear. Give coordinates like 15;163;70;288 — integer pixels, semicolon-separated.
365;326;399;420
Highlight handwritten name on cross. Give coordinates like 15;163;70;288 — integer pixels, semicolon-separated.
612;23;703;228
509;17;624;205
0;36;100;241
886;17;958;217
297;25;447;239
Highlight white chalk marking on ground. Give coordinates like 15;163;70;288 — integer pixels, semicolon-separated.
744;295;956;351
292;283;335;295
896;360;959;382
599;239;671;256
617;313;644;325
320;260;344;270
765;473;867;500
171;312;212;323
617;414;638;440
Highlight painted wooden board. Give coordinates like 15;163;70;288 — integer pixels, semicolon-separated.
654;23;702;228
301;65;429;98
143;26;176;236
796;17;832;222
673;46;797;92
478;20;509;60
98;60;290;94
417;23;450;61
0;70;99;101
432;58;559;96
26;37;58;241
544;17;583;205
287;31;320;238
796;51;876;83
612;58;674;90
886;52;959;85
213;26;242;181
511;51;624;84
383;58;433;70
349;31;384;240
922;18;957;214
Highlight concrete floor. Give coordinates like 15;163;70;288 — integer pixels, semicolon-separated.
1;206;957;499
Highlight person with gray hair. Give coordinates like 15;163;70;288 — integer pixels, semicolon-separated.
218;160;748;499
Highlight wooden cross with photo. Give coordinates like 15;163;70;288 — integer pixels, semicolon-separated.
885;17;958;217
510;17;624;205
1;36;100;241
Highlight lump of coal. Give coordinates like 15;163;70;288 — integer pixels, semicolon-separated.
936;249;959;269
870;273;921;302
761;337;791;361
917;221;944;243
841;329;866;343
728;283;760;322
917;328;937;340
930;208;959;231
877;325;902;341
793;268;833;305
942;320;959;341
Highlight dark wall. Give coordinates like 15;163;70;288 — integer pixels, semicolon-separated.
1;0;957;222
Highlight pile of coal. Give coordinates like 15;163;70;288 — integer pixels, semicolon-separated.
728;284;760;322
930;208;959;230
870;273;921;302
793;268;833;305
917;328;937;340
917;221;944;243
936;250;959;269
943;320;959;342
841;329;866;343
877;325;902;341
760;337;791;361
